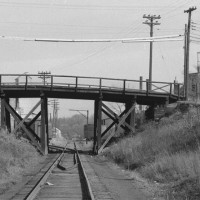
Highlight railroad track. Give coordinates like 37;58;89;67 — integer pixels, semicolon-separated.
12;142;95;200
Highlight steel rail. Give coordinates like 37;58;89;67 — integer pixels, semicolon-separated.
24;144;68;200
74;142;95;200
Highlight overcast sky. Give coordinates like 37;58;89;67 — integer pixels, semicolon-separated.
0;0;199;118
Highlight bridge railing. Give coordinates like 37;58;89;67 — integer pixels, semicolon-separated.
0;74;184;98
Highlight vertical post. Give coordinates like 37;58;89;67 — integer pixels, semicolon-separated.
93;100;98;153
75;77;78;92
99;78;102;92
97;95;102;150
184;24;187;100
51;75;53;91
86;110;89;125
139;76;143;91
139;77;143;125
146;79;149;95
123;79;126;94
178;84;180;100
170;83;172;95
1;94;6;130
93;95;102;154
25;75;28;90
0;75;2;92
41;93;48;155
143;14;161;91
125;97;136;134
5;98;11;132
184;7;197;100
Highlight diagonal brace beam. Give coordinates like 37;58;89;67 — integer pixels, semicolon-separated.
9;105;40;142
4;102;42;154
11;100;41;135
27;111;41;127
98;103;136;154
102;103;135;133
101;109;126;138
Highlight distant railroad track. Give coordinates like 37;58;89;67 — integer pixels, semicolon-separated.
12;142;95;200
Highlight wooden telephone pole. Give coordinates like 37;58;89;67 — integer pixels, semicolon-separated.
184;7;197;100
143;14;161;90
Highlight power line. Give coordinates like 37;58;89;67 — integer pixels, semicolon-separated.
38;71;51;85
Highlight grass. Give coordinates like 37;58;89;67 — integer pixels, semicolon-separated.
103;107;200;199
0;129;41;191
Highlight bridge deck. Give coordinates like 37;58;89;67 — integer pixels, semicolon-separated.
0;74;184;105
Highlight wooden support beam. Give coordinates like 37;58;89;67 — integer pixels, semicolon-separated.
93;96;102;154
102;103;135;133
101;109;126;138
97;96;102;149
5;98;11;132
27;111;41;127
125;98;137;134
11;100;41;135
1;95;6;129
98;103;136;154
102;108;126;130
3;101;42;153
9;105;40;141
41;94;48;155
93;100;98;153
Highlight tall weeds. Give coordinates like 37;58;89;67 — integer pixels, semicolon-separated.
103;108;200;199
0;129;41;186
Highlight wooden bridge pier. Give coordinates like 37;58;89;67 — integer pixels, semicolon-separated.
1;93;11;132
40;93;49;155
93;95;103;154
125;97;137;134
92;95;137;154
0;92;49;155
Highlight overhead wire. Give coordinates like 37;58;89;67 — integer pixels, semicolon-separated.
0;0;189;74
48;0;187;71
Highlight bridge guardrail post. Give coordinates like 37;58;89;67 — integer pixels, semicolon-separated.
99;78;102;92
146;79;149;95
123;80;126;94
170;83;172;95
51;75;53;91
0;75;1;91
75;77;78;92
178;84;180;100
25;75;28;90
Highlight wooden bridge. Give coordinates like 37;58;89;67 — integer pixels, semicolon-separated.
0;74;184;154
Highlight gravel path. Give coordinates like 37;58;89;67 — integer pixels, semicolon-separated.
86;154;157;200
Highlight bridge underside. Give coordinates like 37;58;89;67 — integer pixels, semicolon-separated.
2;86;180;105
0;86;182;155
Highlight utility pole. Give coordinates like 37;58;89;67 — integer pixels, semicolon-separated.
38;71;51;85
184;7;197;100
49;99;59;132
184;24;188;98
143;14;161;90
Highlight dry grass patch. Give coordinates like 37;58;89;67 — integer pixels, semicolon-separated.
0;129;41;191
103;108;200;199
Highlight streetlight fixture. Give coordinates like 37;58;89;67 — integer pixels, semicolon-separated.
69;109;89;125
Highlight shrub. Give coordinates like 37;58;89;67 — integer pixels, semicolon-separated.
0;129;41;185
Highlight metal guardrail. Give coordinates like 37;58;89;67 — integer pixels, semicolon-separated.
0;74;184;98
